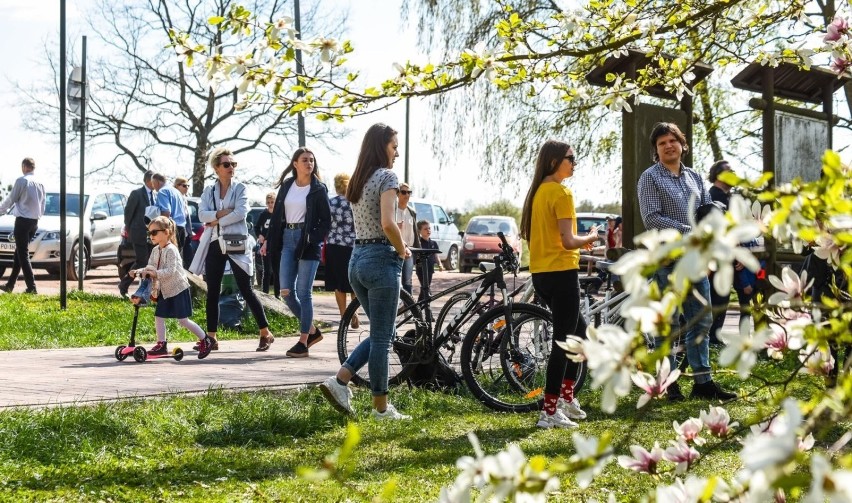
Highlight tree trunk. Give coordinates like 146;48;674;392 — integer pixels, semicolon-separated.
696;81;723;162
192;139;209;197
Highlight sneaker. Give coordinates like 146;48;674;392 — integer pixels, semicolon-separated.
690;380;737;402
197;336;214;360
319;376;353;415
149;341;168;355
0;285;11;293
194;337;218;351
372;403;411;421
558;398;587;420
286;341;309;358
668;381;685;402
306;327;323;348
24;287;37;294
536;410;578;429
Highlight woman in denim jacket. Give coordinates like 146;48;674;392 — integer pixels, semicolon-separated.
263;147;331;356
318;123;413;420
189;147;273;351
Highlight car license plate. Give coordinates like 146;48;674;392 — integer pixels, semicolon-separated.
0;242;15;252
477;253;496;260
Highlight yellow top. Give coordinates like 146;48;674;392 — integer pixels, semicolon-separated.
529;182;579;273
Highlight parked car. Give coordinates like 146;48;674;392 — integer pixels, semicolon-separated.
576;212;612;256
0;189;127;281
408;198;461;270
459;215;522;273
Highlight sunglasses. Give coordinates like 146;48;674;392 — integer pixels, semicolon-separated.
147;229;164;237
218;161;238;168
179;184;189;188
565;155;576;164
399;190;412;195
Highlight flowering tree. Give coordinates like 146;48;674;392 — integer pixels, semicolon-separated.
179;1;852;500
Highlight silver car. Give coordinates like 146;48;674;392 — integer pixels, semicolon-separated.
0;190;127;281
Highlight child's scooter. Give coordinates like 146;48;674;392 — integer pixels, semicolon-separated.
114;273;184;363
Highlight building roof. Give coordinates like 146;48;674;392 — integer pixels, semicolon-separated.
585;49;713;101
730;61;851;104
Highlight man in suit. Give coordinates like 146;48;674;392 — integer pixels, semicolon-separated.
118;170;156;297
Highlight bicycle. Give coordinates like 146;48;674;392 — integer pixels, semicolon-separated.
336;233;561;413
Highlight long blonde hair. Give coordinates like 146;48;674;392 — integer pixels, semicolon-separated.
149;216;178;247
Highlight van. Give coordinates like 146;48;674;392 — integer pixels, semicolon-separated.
408;198;461;270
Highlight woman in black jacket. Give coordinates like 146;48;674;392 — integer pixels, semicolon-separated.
261;147;331;356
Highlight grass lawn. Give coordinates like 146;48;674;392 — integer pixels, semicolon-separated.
0;291;300;351
0;352;842;502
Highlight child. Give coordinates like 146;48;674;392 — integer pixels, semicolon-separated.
130;216;214;359
415;220;442;322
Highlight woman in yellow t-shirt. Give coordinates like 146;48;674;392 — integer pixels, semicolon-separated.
520;139;600;430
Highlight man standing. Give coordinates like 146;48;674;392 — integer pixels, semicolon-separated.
154;173;189;258
396;182;420;295
0;158;45;294
637;122;735;402
118;170;156;297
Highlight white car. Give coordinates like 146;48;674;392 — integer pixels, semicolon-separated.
0;189;128;281
576;212;614;256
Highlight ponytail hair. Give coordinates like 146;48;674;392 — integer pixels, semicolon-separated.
150;216;178;247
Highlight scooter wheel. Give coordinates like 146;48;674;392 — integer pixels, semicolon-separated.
115;346;128;361
172;348;184;362
133;346;147;363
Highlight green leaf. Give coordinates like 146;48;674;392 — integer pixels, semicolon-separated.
208;16;225;25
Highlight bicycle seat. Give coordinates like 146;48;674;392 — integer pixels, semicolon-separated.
408;247;442;254
596;260;615;272
479;262;496;272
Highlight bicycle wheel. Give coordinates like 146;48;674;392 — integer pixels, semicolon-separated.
434;292;489;370
337;290;423;388
461;303;563;413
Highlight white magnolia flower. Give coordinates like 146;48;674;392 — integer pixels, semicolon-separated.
617;442;664;474
673;418;705;446
559;325;634;413
663;440;701;474
699;406;739;437
656;476;730;503
740;399;801;474
799;343;835;376
802;453;852;503
630;357;681;408
764;320;807;360
314;37;338;63
623;290;680;336
570;433;613;489
610;229;681;292
768;266;813;307
799;433;815;451
813;234;843;269
465;41;504;80
719;317;773;378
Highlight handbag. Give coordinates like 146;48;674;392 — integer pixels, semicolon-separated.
222;233;248;254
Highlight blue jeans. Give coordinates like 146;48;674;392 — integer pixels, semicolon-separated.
279;228;320;334
401;255;414;295
652;265;712;384
343;244;403;396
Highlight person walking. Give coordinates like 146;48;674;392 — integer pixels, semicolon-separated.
637;122;736;401
263;147;331;357
254;192;276;295
0;158;45;294
119;170;157;298
189;147;274;352
154;173;190;259
173;177;194;266
396;182;419;295
130;216;213;359
325;173;358;328
521;140;599;429
319;122;413;420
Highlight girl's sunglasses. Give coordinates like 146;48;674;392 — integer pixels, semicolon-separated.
148;229;164;236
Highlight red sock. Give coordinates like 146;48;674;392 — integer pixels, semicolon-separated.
543;393;559;415
560;379;575;402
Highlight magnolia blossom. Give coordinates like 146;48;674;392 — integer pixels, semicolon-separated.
570;433;613;489
741;399;801;474
271;16;296;41
799;343;835;376
315;37;339;63
764;319;807;360
802;453;852;503
813;234;843;269
617;442;664;474
699;407;739;437
610;228;681;292
656;476;730;503
558;325;634;413
465;41;504;80
631;357;681;408
673;418;705;446
719;318;773;378
799;433;815;451
768;266;813;307
825;17;850;42
663;440;701;474
623;290;680;336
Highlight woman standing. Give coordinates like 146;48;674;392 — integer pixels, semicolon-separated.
319;123;412;420
254;192;277;295
189;147;273;352
325;173;359;328
263;147;331;357
520;140;599;429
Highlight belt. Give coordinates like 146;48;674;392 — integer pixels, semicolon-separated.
284;222;305;229
355;237;390;245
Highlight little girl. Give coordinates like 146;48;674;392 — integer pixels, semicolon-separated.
131;216;214;359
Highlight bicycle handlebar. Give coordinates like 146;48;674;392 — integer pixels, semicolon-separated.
495;232;520;274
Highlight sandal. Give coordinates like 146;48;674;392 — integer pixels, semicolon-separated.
256;333;275;352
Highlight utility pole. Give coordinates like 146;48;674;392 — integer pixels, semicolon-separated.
59;0;68;309
404;98;410;183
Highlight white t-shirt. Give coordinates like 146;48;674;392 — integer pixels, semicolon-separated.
396;206;415;246
284;182;311;223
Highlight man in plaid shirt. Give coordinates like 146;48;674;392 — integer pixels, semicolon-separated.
638;122;736;403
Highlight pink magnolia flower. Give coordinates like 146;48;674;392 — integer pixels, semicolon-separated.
831;57;852;74
664;440;701;474
768;266;812;307
799;343;835;376
617;442;664;474
673;418;705;446
630;358;681;408
764;322;806;360
699;407;739;437
825;17;850;42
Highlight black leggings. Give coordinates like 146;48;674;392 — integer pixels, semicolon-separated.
205;240;268;332
532;269;587;396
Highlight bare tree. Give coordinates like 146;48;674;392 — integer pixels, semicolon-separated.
16;0;347;195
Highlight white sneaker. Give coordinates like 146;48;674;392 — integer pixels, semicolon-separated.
319;376;353;416
536;410;578;429
558;398;587;420
372;403;411;421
